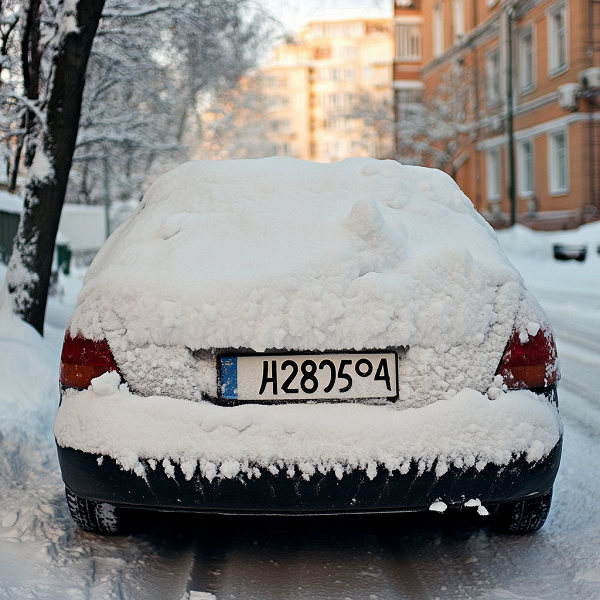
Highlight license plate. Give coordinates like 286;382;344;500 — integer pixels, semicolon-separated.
219;352;398;401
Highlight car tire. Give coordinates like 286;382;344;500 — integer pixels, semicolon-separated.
492;490;552;534
65;487;122;535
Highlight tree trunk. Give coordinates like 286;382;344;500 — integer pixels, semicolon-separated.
2;0;106;336
8;0;42;193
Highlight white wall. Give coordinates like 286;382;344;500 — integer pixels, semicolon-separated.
58;204;107;252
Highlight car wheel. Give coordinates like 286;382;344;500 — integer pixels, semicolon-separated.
65;487;122;535
492;490;552;534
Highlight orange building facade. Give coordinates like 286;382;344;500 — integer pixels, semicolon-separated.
400;0;600;228
394;0;425;154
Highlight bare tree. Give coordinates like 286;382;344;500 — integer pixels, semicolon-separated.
397;60;483;177
339;90;395;159
0;0;275;335
1;0;105;335
193;74;274;160
67;0;274;206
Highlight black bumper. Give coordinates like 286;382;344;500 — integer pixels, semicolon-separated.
56;437;562;515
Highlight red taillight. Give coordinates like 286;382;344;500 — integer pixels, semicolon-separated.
496;327;559;389
60;331;119;389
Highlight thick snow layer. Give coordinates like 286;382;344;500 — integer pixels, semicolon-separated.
0;309;58;444
55;384;562;481
73;158;520;352
68;157;529;404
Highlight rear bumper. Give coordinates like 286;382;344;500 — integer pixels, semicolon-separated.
57;437;562;515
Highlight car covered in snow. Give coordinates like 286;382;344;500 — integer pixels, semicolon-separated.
54;158;562;535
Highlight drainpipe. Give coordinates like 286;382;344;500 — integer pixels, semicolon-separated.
506;4;517;226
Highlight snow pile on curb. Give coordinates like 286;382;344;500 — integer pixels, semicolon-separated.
0;292;172;598
70;157;522;354
0;311;77;590
0;310;59;480
55;383;562;482
497;221;600;261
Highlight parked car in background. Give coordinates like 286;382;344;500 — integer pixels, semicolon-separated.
55;158;562;535
553;243;587;262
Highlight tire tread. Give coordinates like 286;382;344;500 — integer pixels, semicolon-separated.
65;488;121;535
493;490;552;534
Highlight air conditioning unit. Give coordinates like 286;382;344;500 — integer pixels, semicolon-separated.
557;83;581;111
578;67;600;90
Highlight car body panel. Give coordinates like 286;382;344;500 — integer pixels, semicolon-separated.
57;436;562;515
55;158;563;524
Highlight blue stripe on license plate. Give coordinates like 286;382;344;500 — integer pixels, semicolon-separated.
220;357;238;399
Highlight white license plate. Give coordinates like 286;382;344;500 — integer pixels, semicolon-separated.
220;353;398;401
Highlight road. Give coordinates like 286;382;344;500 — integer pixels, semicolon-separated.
69;273;599;600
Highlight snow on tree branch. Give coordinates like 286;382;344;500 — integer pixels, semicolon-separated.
101;2;175;19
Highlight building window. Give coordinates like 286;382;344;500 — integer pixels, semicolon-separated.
337;46;357;60
452;0;465;40
397;88;423;104
363;66;374;80
272;143;291;156
311;23;364;39
313;46;332;60
270;120;290;132
487;148;502;201
433;4;444;57
396;86;424;119
321;67;356;81
519;26;535;93
518;139;534;197
323;140;343;156
267;95;289;108
320;93;354;108
324;117;343;131
549;130;569;193
486;49;501;106
396;24;422;59
548;5;567;75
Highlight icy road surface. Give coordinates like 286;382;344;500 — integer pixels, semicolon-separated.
1;223;600;599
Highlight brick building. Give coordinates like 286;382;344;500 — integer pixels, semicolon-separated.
398;0;600;228
393;0;425;151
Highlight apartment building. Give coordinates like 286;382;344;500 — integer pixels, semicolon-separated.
262;12;395;162
410;0;600;228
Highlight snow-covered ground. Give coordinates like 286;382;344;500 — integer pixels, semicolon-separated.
1;220;600;599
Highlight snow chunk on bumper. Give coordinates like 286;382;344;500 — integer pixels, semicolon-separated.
54;387;562;481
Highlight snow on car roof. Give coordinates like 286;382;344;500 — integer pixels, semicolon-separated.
71;157;522;351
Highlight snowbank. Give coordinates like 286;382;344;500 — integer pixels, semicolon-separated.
497;221;600;261
0;273;172;599
55;384;562;482
0;310;67;573
0;311;59;452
